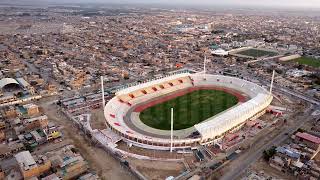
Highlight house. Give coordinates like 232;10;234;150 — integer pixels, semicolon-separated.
295;132;320;151
47;145;88;180
0;130;5;142
275;146;301;163
270;146;303;172
0;142;25;159
269;155;285;171
2;106;18;118
30;129;47;144
22;104;40;117
24;115;49;131
0;168;4;180
0;121;5;130
41;173;60;180
14;151;51;179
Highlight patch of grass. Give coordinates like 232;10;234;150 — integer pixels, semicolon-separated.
295;56;320;68
140;90;238;130
236;48;278;58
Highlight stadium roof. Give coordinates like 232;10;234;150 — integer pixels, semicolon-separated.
0;78;19;89
194;93;273;140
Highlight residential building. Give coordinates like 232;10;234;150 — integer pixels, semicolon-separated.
14;151;51;179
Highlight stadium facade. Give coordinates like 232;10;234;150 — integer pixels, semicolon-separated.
104;73;273;150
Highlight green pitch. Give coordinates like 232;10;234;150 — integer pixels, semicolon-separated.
139;89;238;130
295;57;320;68
236;48;278;58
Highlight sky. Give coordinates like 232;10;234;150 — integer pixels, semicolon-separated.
5;0;320;9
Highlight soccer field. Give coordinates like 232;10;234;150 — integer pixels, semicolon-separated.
139;90;238;130
236;48;278;58
295;57;320;68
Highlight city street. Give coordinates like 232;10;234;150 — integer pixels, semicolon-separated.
219;104;316;180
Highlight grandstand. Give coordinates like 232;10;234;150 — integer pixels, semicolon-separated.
104;72;273;150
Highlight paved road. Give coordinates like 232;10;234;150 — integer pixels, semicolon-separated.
32;139;73;155
278;87;320;105
260;79;320;106
216;73;320;180
219;104;314;180
177;72;319;180
218;74;319;180
248;75;320;106
176;74;319;180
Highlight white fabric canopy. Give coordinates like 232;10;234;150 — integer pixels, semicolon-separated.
0;78;19;89
195;93;272;139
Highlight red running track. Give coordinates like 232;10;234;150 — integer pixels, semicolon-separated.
134;86;247;112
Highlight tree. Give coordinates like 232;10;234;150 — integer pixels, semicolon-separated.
263;146;276;161
297;128;304;132
16;91;24;98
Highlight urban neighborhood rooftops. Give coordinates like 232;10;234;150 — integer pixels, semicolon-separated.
295;132;320;144
275;146;301;159
14;151;37;170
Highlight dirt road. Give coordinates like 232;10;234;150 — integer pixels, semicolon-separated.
38;97;136;180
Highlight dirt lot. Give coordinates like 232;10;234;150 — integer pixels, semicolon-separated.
90;108;107;130
129;158;186;180
90;106;190;179
117;141;185;159
242;158;294;180
37;97;136;180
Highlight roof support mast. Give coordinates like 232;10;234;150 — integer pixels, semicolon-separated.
101;76;105;108
170;108;174;153
269;70;275;95
203;56;207;80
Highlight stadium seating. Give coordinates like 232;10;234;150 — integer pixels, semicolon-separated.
192;74;266;98
117;76;193;105
104;73;272;150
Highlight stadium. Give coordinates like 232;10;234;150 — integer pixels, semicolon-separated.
104;72;273;151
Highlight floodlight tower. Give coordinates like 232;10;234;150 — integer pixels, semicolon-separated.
101;76;105;108
203;56;207;80
170;108;174;153
269;70;275;95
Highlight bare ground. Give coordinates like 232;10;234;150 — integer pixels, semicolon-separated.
37;97;136;180
129;158;186;180
244;158;294;180
90;108;107;130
